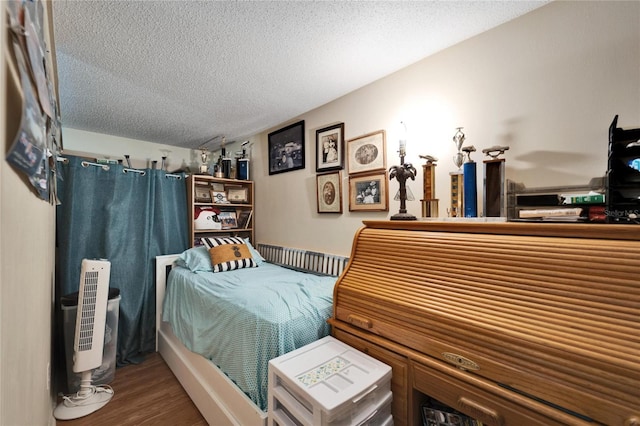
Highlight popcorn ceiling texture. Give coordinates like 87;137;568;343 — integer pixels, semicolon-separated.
52;1;547;150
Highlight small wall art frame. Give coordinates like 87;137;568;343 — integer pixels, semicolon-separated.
316;171;343;214
347;129;386;175
349;171;389;212
227;187;249;203
218;210;238;229
268;120;305;175
211;190;229;204
195;184;212;202
316;123;344;172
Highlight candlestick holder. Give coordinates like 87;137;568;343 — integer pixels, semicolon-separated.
389;150;417;221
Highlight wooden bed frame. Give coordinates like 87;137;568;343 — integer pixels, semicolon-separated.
155;244;349;425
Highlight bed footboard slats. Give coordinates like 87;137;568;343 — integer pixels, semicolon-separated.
256;243;348;277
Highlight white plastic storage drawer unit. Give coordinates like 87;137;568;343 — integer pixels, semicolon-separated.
268;336;393;426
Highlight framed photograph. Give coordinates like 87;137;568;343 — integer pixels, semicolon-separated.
316;123;344;172
211;183;225;191
218;211;238;229
347;130;386;175
236;209;253;229
211;190;229;204
268;120;305;175
227;187;248;203
316;171;342;214
194;184;212;202
349;171;389;212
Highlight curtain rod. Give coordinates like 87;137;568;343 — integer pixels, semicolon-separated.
123;169;182;179
123;168;146;176
81;160;110;171
59;157;181;178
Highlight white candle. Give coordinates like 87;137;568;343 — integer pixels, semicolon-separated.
399;121;407;156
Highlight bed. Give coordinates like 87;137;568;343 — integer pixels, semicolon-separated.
155;241;349;425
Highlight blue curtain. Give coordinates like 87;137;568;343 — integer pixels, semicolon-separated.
56;156;189;365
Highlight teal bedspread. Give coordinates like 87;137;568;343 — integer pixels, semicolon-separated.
162;262;336;411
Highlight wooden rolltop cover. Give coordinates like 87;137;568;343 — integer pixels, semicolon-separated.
332;221;640;425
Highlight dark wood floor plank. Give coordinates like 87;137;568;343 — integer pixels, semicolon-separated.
56;352;207;425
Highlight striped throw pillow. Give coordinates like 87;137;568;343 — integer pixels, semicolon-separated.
201;237;257;273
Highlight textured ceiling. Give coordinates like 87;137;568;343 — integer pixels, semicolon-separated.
52;0;548;151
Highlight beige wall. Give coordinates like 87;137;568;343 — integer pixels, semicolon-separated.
61;127;195;171
2;2;57;425
0;4;626;423
252;1;640;256
59;1;639;261
7;1;633;423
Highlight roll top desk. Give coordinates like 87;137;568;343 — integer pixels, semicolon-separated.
329;221;639;426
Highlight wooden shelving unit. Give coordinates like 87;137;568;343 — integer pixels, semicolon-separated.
187;175;254;247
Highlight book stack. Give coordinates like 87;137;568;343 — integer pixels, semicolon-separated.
515;191;605;222
518;207;584;221
422;398;482;426
562;193;605;205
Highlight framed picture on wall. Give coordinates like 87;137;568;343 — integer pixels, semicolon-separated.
349;171;389;212
268;120;305;175
347;130;386;175
316;123;344;172
316;171;342;214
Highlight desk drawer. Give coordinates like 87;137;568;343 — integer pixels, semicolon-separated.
412;360;594;426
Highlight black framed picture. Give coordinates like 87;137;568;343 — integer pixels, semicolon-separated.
316;123;344;172
268;120;305;175
316;171;342;214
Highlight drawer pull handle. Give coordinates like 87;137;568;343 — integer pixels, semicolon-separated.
352;384;377;403
457;397;503;425
442;352;480;371
347;314;372;329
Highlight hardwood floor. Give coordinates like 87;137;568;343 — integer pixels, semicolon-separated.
56;352;207;425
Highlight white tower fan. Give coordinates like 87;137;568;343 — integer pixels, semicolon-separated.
54;259;115;420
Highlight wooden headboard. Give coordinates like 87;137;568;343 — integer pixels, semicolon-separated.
330;221;639;426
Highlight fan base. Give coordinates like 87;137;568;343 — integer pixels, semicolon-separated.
53;387;113;420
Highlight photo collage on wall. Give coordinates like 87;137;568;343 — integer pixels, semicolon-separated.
6;1;62;202
345;129;388;213
315;123;345;214
312;122;390;214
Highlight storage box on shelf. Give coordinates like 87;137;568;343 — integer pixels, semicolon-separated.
268;336;393;426
187;174;254;247
506;177;605;222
